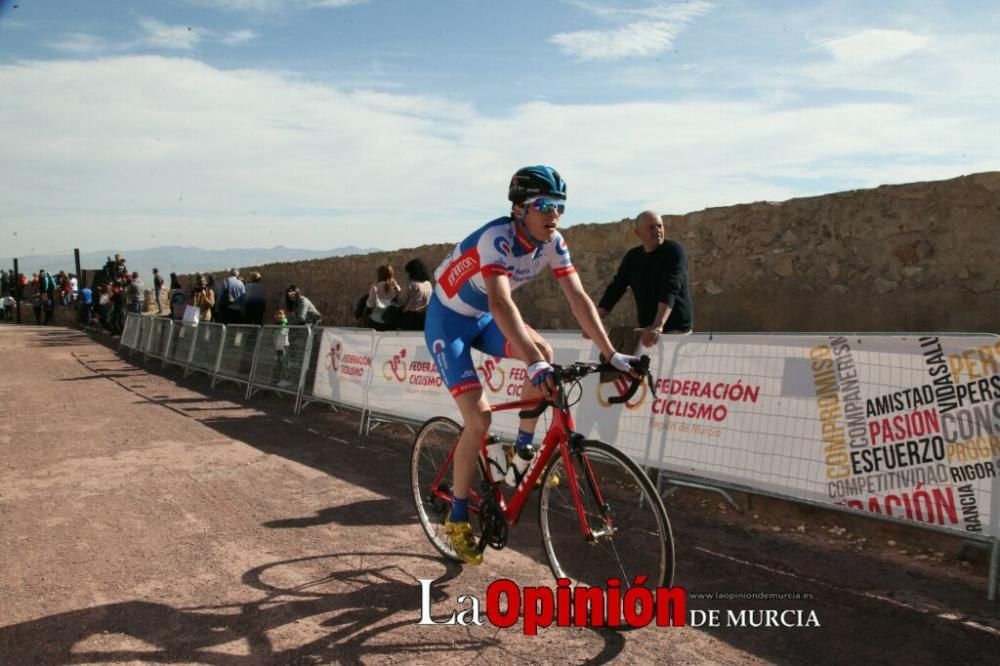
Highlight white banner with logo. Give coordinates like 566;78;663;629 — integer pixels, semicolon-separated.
310;328;376;409
323;329;1000;538
366;330;463;423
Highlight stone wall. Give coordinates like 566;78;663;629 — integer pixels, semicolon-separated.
193;171;1000;333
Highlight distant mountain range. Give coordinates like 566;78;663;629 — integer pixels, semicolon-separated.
1;245;379;281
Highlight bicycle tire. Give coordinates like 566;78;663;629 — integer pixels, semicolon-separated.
538;439;675;592
410;416;485;562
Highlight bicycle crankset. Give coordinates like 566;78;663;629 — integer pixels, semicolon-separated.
476;481;509;551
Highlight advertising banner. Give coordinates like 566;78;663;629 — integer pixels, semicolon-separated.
320;328;1000;538
311;327;376;410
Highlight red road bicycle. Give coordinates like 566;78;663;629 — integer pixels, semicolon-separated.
410;356;674;589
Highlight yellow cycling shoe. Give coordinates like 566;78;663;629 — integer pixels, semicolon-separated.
444;519;483;565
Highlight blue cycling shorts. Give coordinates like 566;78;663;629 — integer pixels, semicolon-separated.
424;294;512;397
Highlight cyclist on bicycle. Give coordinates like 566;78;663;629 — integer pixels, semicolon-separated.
425;165;639;565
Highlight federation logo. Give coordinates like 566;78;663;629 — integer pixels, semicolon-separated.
383;347;408;382
326;341;342;372
477;356;506;393
596;374;648;410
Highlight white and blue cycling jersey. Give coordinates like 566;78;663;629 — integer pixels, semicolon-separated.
426;216;576;396
433;216;575;317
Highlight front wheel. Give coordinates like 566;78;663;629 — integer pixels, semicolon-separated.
538;439;674;591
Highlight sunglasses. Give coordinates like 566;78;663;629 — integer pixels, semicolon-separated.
527;198;566;215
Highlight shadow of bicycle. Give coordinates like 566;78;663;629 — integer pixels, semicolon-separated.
0;550;626;665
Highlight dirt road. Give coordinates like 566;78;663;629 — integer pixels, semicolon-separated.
1;325;998;664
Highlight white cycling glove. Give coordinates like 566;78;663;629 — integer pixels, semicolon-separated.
609;352;640;373
526;360;554;386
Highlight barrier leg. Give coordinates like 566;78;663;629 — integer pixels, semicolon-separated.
989;538;999;602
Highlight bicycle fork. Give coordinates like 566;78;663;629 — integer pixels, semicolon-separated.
563;434;617;544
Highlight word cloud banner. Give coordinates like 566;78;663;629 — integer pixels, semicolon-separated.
572;333;998;539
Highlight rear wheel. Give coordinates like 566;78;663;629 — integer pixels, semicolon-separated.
410;417;487;561
538;439;674;592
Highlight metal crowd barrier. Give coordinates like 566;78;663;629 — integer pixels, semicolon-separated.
163;320;197;370
144;317;173;362
187;321;226;379
247;324;314;402
119;313;142;351
212;324;262;391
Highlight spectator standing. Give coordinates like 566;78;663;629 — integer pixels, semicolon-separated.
58;271;71;306
598;210;694;347
70;274;79;304
0;270;7;298
366;264;401;331
207;273;220;320
126;272;144;314
110;281;126;334
168;273;186;319
2;294;14;322
98;285;113;330
396;258;433;331
79;284;93;326
272;308;292;388
219;268;246;324
31;291;43;324
244;271;266;326
192;275;215;322
284;285;322;326
41;292;54;325
152;268;164;314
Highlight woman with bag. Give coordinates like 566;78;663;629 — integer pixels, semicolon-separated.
396;258;433;331
366;264;401;331
169;273;186;319
284;285;322;326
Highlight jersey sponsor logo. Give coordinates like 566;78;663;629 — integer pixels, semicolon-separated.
555;236;569;256
432;339;447;354
441;247;481;298
450;379;481;397
493;236;512;257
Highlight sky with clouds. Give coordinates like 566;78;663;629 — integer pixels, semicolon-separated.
1;0;997;258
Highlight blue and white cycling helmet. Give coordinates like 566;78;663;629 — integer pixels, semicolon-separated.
508;165;567;204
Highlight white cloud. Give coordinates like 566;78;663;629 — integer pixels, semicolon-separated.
43;33;112;56
222;29;258;46
189;0;368;12
43;21;259;55
0;55;996;257
551;0;713;60
817;29;930;67
138;18;204;51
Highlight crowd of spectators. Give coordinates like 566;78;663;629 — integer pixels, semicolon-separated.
3;253;439;334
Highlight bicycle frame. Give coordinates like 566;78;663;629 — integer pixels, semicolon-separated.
427;393;608;542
